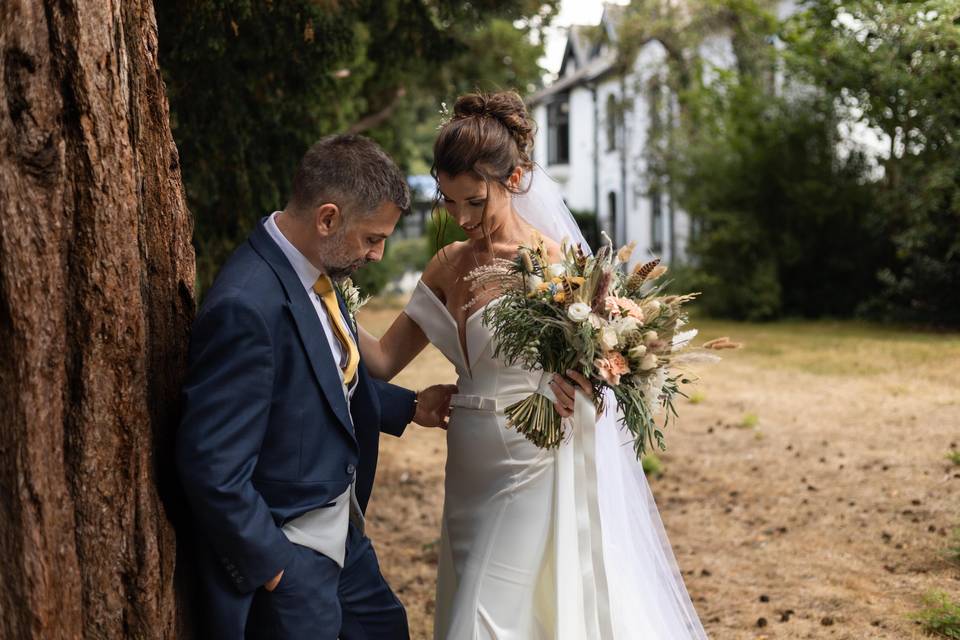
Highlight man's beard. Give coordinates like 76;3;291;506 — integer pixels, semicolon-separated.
321;227;369;281
322;244;368;281
325;259;367;281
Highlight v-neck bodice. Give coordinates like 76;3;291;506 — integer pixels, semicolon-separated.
403;280;491;376
403;280;543;397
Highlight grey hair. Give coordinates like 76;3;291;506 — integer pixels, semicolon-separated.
288;134;411;217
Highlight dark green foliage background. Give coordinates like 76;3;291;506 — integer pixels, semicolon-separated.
621;0;959;325
668;78;889;321
156;0;556;296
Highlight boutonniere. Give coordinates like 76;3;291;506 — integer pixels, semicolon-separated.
335;277;370;330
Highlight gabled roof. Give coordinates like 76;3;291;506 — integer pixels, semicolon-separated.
528;51;615;106
531;3;627;105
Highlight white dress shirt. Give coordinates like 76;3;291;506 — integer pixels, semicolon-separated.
263;211;359;567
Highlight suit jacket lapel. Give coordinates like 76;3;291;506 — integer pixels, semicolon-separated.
248;220;356;442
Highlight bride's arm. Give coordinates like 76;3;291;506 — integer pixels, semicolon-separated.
359;245;462;381
358;315;429;381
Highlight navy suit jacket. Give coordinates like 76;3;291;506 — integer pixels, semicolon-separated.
176;219;415;596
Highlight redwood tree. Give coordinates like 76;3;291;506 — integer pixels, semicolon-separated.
0;1;195;637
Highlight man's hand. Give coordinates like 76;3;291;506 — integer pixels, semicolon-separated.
264;569;283;592
413;384;457;429
549;369;593;418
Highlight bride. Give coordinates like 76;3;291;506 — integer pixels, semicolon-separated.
359;91;707;639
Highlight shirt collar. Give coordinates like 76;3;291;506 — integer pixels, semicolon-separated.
264;211;321;292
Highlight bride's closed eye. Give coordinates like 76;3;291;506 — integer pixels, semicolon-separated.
443;197;485;206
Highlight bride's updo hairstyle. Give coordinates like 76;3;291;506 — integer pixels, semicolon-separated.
431;91;537;255
432;91;536;186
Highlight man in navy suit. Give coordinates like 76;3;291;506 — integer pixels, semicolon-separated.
177;135;455;639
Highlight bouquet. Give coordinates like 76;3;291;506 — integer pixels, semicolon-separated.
465;235;735;460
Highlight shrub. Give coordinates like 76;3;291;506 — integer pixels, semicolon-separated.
909;591;960;639
642;453;664;477
425;210;467;260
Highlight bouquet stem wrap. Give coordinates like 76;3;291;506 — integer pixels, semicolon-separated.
504;371;568;449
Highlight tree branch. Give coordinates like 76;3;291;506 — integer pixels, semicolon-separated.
347;86;408;134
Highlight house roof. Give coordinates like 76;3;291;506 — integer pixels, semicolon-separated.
528;52;615;105
529;3;626;106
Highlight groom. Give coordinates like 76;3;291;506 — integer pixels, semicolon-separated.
177;134;455;639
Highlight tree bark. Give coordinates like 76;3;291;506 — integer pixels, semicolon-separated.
0;1;195;637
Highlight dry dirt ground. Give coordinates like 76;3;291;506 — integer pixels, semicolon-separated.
359;300;960;640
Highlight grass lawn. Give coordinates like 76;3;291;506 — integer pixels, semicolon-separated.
359;300;960;639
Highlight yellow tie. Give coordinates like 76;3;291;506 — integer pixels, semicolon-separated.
313;274;359;385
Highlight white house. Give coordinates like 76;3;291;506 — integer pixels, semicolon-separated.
529;1;797;266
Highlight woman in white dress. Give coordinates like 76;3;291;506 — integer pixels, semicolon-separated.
359;91;707;640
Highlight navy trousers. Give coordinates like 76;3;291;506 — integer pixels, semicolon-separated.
232;525;408;639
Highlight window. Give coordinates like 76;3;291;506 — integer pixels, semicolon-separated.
650;188;663;254
648;81;663;137
608;191;618;245
547;98;570;165
606;94;619;151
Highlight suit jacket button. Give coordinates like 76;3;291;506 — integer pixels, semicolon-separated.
346;463;356;475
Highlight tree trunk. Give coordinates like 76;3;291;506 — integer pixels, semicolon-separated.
0;1;195;637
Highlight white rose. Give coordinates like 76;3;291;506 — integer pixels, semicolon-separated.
614;317;639;338
567;302;591;322
642;330;659;344
600;327;620;350
640;353;658;370
588;313;604;329
547;263;565;279
629;344;647;359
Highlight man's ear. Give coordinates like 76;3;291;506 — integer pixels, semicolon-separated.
314;203;342;237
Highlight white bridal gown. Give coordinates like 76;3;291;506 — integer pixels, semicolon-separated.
404;280;708;640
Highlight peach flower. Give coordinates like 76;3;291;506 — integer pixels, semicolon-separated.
604;296;645;321
594;351;630;386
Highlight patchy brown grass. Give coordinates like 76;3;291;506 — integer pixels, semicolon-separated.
360;302;960;640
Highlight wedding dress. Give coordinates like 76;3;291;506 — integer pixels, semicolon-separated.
404;166;708;639
404;284;708;639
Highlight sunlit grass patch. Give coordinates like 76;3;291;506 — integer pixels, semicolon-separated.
693;319;960;380
738;413;759;429
642;453;663;477
908;591;960;639
947;450;960;466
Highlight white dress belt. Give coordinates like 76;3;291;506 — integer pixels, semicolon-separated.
450;374;558;413
450;394;519;412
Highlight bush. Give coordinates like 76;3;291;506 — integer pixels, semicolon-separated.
669;78;888;320
641;453;663;477
425;210;468;260
350;247;398;298
351;236;428;297
390;235;429;273
909;591;960;639
570;209;600;252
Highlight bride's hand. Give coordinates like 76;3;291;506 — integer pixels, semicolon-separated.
549;370;593;418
